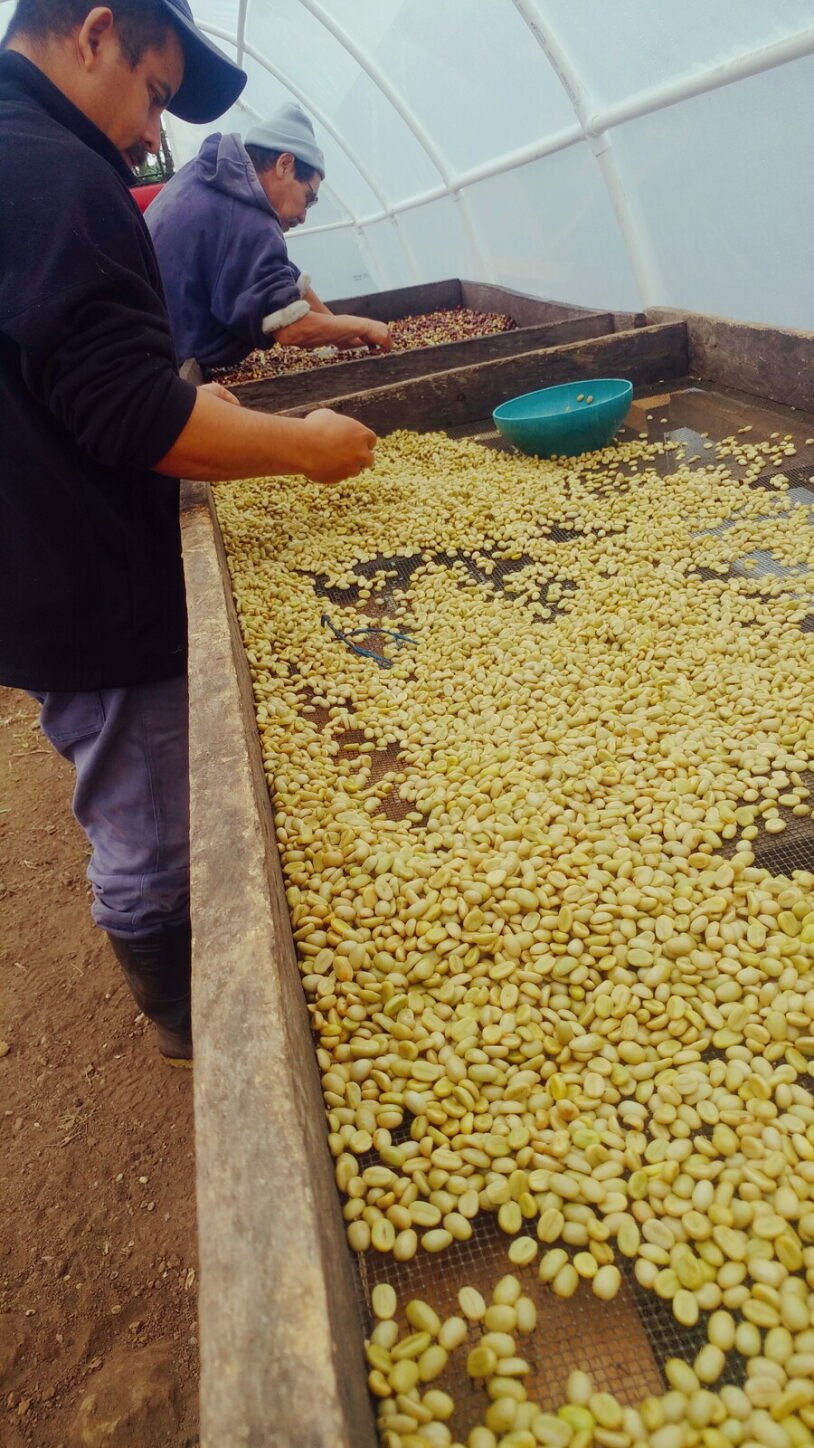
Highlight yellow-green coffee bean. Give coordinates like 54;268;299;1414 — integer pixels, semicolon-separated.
458;1286;486;1321
540;1249;569;1283
417;1345;447;1383
695;1344;725;1384
406;1300;441;1336
553;1263;579;1299
592;1265;621;1301
467;1344;498;1379
509;1236;539;1267
438;1315;468;1352
372;1283;397;1320
485;1304;517;1333
493;1275;523;1306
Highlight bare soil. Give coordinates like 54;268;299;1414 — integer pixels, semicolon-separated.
0;687;199;1447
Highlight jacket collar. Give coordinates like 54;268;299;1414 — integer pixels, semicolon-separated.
0;50;135;185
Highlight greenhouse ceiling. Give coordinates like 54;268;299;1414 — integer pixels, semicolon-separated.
4;0;813;326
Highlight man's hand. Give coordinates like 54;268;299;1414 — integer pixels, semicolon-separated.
155;391;375;484
198;380;241;406
356;319;393;352
274;311;394;353
301;408;377;483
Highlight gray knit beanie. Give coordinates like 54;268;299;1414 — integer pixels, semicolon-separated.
245;103;325;177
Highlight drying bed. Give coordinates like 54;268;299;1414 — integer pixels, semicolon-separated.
189;277;629;413
202;385;814;1446
209;307;518;386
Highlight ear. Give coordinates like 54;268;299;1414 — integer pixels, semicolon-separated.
277;152;296;177
76;8;115;70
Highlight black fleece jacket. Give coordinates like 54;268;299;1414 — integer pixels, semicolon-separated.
0;52;198;691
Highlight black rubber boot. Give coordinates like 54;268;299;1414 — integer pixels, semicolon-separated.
106;922;193;1066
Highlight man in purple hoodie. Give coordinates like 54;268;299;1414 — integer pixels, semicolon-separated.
147;102;391;367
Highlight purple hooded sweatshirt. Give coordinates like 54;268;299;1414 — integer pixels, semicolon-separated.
146;132;304;368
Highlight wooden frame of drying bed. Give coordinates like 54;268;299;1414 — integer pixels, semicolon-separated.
184;308;814;1448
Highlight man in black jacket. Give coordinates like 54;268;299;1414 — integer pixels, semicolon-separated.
0;0;377;1064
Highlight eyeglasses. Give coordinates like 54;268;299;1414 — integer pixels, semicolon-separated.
302;179;319;209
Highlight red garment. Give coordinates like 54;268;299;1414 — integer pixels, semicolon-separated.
132;181;165;213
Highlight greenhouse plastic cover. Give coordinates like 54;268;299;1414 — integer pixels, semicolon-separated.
10;0;814;328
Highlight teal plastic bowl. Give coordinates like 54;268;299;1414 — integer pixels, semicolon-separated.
493;377;633;458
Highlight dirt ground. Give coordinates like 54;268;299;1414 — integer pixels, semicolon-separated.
0;688;199;1447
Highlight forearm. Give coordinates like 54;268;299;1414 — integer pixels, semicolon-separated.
273;311;370;348
304;287;332;316
153;389;315;481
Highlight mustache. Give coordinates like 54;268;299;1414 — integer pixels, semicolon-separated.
125;145;148;170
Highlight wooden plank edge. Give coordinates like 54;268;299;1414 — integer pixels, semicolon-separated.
181;481;377;1448
613;311;648;331
272;322;690;434
325;276;463;321
214;311;615;412
324;278;602;327
646;308;814;416
459;278;602;324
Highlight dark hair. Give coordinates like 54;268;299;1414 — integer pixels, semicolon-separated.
2;1;174;65
245;144;315;184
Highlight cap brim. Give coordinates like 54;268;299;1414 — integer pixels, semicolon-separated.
166;12;246;124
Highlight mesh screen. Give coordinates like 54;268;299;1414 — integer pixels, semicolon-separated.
354;1220;666;1439
282;389;814;1431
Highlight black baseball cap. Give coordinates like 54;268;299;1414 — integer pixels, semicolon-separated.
159;0;247;123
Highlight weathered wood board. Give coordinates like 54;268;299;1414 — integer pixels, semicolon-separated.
270;322;689;433
324;277;595;326
223;311;615;412
183;482;377;1448
647;307;814;414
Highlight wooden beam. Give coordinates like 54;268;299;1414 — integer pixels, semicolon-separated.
325;277;463;321
324;279;600;327
459;279;598;324
646;308;814;415
626;391;674;431
221;312;615;412
612;310;648;332
273;322;689;434
182;484;377;1448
